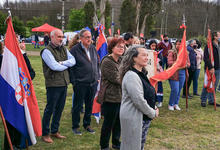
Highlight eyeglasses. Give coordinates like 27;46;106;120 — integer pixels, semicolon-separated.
57;36;64;38
116;45;125;49
83;36;91;39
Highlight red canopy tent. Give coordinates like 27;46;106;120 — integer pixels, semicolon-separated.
31;23;60;32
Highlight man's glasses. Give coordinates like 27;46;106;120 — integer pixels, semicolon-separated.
83;36;91;40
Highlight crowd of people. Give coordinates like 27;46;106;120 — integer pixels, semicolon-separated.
0;29;220;150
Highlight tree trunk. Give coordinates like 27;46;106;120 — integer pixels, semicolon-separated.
93;0;98;28
135;0;141;36
140;14;148;36
100;0;106;27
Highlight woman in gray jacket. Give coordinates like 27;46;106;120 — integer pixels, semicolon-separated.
119;45;159;150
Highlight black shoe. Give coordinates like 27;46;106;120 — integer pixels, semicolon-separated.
85;126;95;134
201;102;206;107
208;102;220;107
72;128;82;135
112;144;120;150
194;93;200;96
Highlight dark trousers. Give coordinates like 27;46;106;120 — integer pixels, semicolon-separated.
100;102;121;149
4;121;21;150
183;69;195;96
42;86;67;136
72;82;97;129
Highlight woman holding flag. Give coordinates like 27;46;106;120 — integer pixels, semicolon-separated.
167;40;190;111
99;38;125;150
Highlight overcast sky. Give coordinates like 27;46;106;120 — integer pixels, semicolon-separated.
0;0;218;7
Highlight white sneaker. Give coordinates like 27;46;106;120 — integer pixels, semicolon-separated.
174;105;181;110
168;105;174;111
157;102;162;108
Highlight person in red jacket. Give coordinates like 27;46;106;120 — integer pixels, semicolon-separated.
157;34;173;69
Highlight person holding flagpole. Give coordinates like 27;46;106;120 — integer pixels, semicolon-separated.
201;31;220;107
41;29;76;143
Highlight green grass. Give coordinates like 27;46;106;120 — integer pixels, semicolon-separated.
1;56;220;150
25;44;44;51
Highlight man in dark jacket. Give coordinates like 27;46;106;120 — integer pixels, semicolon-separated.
182;40;197;98
201;31;220;107
69;29;99;135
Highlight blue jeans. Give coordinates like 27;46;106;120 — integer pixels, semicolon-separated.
201;69;220;103
193;69;200;94
34;41;39;48
156;81;163;102
178;69;186;101
169;80;179;106
169;69;186;106
42;86;67;136
162;56;167;69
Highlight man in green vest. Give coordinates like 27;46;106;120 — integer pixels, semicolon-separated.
41;29;76;143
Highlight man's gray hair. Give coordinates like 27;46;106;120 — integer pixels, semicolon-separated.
50;29;61;37
79;29;90;38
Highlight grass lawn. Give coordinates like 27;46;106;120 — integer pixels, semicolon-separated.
25;43;44;51
1;56;220;150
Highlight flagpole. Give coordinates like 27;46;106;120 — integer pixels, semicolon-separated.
214;86;216;111
0;106;14;150
182;14;188;111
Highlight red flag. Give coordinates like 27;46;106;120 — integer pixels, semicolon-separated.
150;27;188;87
0;17;42;146
108;28;112;36
204;29;216;92
117;29;120;35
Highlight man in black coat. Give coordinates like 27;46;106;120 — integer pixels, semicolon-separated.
201;31;220;107
69;29;99;135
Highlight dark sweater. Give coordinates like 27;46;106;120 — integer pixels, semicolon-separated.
100;55;122;103
187;45;197;71
132;68;156;121
204;42;220;70
69;42;99;85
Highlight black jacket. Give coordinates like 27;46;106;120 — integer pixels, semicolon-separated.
23;53;35;80
204;42;220;70
132;68;156;121
69;42;99;85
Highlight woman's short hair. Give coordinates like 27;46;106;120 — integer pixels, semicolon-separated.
175;39;181;45
108;37;125;54
148;40;157;49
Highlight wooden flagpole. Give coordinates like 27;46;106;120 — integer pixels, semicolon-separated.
182;14;188;111
0;106;14;150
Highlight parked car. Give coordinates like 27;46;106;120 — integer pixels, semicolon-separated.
145;38;160;48
170;38;177;44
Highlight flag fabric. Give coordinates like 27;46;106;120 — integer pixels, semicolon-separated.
96;30;108;60
204;29;216;92
92;25;108;124
150;25;187;87
0;17;42;146
108;28;112;36
117;29;120;35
